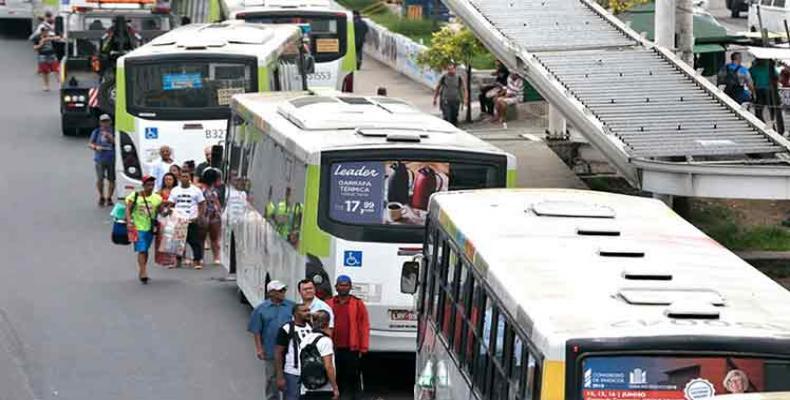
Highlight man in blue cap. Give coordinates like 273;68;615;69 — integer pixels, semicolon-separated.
326;275;370;399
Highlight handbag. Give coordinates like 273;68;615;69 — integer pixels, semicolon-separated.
111;220;131;245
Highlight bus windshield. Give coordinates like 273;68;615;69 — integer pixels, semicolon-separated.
321;154;506;242
241;13;346;63
126;57;256;119
580;355;790;399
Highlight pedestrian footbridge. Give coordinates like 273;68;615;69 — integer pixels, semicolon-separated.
446;0;790;199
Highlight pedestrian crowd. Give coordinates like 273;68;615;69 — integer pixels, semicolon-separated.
248;276;370;400
97;119;225;283
718;51;790;133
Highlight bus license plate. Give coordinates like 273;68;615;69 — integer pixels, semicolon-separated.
389;309;416;321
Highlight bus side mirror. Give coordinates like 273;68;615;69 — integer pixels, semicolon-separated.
400;259;420;294
304;54;316;75
211;144;223;168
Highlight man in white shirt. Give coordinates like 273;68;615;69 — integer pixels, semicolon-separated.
299;310;339;400
275;303;313;400
169;169;206;268
298;280;334;333
149;145;176;191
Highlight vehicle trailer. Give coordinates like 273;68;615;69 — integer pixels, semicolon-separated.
58;1;174;135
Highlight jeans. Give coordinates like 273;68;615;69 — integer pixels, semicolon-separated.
441;100;460;126
478;84;499;114
186;221;203;262
335;349;361;400
263;359;280;400
284;373;300;400
754;88;776;122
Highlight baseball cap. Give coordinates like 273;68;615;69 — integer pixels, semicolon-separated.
266;280;287;291
142;175;156;183
99;114;111;121
336;275;352;284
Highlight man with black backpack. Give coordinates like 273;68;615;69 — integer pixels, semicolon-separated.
718;52;755;105
298;310;339;400
275;303;313;400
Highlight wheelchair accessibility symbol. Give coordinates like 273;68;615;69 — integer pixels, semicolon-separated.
343;251;362;267
145;127;159;140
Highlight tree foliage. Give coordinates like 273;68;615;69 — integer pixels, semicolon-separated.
416;25;483;71
600;0;649;14
416;25;485;123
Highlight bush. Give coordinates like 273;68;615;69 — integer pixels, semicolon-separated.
688;202;790;251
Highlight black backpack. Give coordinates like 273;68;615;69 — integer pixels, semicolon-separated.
721;65;744;100
299;334;328;390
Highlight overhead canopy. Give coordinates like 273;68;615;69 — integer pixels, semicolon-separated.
748;46;790;62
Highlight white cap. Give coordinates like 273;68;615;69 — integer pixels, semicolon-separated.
99;114;112;121
266;280;287;291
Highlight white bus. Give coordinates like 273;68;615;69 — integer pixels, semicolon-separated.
219;0;356;92
0;0;32;22
222;92;517;352
403;188;790;399
114;21;311;197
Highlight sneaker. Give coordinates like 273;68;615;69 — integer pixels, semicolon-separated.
105;199;114;207
194;263;203;270
98;198;105;207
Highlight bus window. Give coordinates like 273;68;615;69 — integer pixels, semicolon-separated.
453;260;470;359
510;335;525;398
243;14;347;63
319;154;507;243
442;249;460;342
126;57;257;120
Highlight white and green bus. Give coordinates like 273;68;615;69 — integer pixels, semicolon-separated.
114;21;311;196
219;0;356;92
222;92;516;352
403;188;790;399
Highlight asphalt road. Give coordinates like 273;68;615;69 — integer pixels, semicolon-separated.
0;21;413;400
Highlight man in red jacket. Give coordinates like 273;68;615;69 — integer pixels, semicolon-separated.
326;275;369;400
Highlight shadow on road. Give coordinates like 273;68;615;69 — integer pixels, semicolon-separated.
0;19;32;39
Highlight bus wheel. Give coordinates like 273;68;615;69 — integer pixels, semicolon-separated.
229;234;237;274
61;116;77;137
237;287;249;306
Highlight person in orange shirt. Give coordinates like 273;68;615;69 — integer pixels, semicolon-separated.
326;275;369;400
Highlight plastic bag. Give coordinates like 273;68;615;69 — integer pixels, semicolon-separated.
158;214;189;255
109;202;126;220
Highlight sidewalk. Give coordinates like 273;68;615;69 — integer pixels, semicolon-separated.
355;57;586;189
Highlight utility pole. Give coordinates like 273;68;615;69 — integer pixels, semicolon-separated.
655;0;676;49
676;0;694;66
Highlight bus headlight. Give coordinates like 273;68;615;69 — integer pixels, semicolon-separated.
127;166;137;175
64;95;72;102
312;274;323;285
77;95;86;102
123;144;133;153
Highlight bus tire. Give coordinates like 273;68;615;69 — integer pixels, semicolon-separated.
228;234;237;274
61;115;77;137
237;287;249;306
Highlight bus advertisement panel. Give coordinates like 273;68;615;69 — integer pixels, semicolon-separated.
581;356;790;400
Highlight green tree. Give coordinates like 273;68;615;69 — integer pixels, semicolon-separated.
597;0;649;13
416;25;484;123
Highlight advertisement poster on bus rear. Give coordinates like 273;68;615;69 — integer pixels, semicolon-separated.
328;161;449;226
581;356;789;400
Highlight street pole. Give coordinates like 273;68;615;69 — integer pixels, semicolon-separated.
655;0;676;49
676;0;694;66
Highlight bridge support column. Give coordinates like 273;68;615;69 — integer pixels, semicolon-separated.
547;103;567;140
655;0;676;49
652;193;691;218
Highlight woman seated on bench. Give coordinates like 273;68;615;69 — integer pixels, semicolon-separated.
492;73;525;125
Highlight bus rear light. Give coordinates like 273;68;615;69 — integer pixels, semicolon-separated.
119;131;143;180
341;73;353;93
